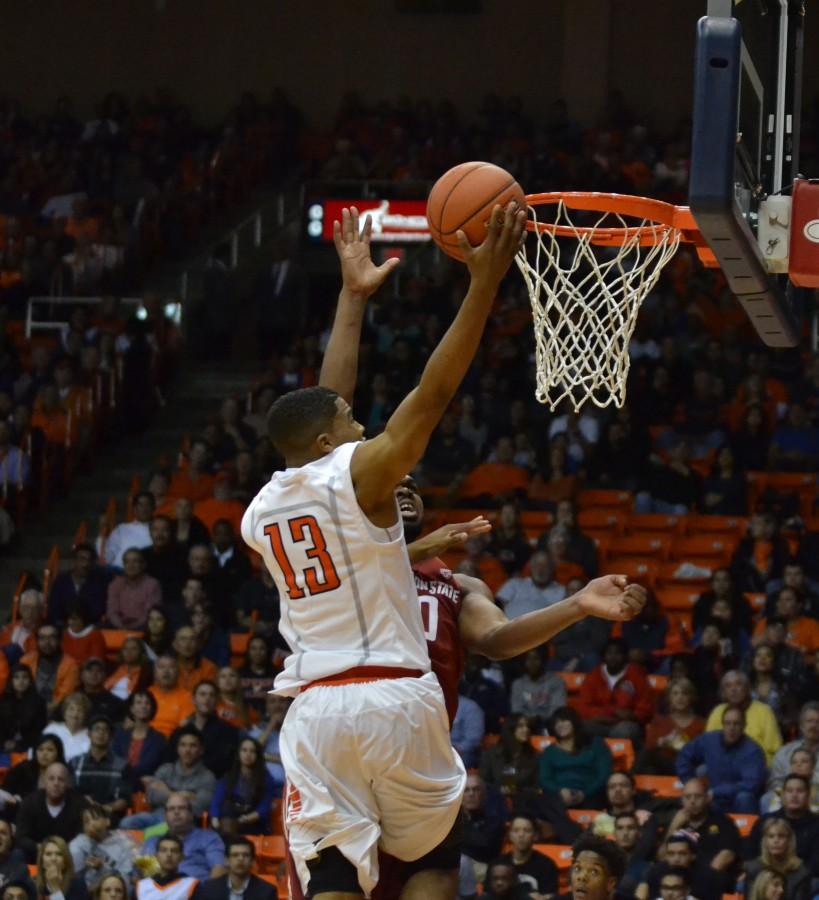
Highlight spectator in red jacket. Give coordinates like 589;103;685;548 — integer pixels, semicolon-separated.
576;638;654;745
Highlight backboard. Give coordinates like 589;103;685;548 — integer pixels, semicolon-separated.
689;0;806;347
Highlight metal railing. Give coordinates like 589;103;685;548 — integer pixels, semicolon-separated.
25;296;144;338
177;187;302;303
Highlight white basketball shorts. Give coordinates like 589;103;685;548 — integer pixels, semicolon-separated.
280;671;466;896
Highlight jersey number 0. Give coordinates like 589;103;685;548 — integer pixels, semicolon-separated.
264;516;341;599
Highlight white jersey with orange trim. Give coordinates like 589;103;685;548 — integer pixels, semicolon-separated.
135;877;197;900
241;440;430;695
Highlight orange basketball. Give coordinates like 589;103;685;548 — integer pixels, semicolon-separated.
426;161;526;261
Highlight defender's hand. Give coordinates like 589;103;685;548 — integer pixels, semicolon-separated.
407;517;491;563
333;206;400;298
576;575;647;621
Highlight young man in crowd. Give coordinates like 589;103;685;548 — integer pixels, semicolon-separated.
136;835;198;900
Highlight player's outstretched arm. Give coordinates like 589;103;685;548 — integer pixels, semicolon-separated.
456;573;647;660
351;201;527;513
406;517;491;562
319;207;400;403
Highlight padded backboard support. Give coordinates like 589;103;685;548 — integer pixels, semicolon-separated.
689;15;800;347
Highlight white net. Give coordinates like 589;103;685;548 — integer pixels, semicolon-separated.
515;198;683;411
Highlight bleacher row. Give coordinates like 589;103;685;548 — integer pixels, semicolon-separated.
425;484;818;625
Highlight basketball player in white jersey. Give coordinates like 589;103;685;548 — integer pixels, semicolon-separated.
290;208;648;900
242;202;527;900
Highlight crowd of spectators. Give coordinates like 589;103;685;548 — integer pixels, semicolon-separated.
0;86;304;540
0;86;819;900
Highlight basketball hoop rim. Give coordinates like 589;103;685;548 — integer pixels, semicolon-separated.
523;191;699;246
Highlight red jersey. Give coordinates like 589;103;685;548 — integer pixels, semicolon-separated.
412;557;465;725
287;558;467;900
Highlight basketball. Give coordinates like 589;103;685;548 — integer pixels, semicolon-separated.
426;161;526;261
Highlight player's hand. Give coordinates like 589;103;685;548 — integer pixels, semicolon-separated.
406;517;491;563
457;200;527;288
333;206;400;298
575;575;647;621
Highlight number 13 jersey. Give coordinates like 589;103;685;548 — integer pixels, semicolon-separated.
241;441;430;696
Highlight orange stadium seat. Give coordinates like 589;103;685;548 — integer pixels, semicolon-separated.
530;735;552;752
101;630;140;662
604;738;635;772
634;775;683;797
728;813;758;836
230;632;251;667
601;558;660;586
685;514;748;536
534;844;574;890
519;510;553;530
567;809;602;826
577;509;626;534
656;586;701;612
577;490;633;511
670;535;736;564
556;672;586;694
589;533;614;559
624;514;685;535
657;560;712;591
608;533;673;560
745;592;767;615
648;674;668;691
248;835;287;874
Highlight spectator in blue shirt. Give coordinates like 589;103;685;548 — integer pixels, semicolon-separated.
459;655;508;733
676;704;767;813
451;694;485;769
142;792;225;880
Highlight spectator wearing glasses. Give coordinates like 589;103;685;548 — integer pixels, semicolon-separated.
142;793;225;881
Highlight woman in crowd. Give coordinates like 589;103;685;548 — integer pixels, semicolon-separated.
761;748;819;814
748;643;786;719
44;693;91;761
4;734;66;804
701;445;748;516
172;497;210;552
111;690;166;791
538;706;612;808
479;714;539;798
693;568;753;634
0;664;46;752
749;870;786;900
694;596;751;660
90;875;128;900
104;637;153;700
486;502;531;576
141;606;172;663
246;693;288;797
209;737;276;836
745;819;810;900
239;636;276;712
36;836;89;900
190;602;230;668
636;677;704;774
732;404;772;473
216;666;257;728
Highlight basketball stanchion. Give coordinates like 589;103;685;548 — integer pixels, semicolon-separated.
515;191;711;412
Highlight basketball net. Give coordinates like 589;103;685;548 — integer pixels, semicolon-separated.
516;199;683;411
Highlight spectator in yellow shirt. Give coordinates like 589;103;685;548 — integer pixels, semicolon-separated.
704;669;782;764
